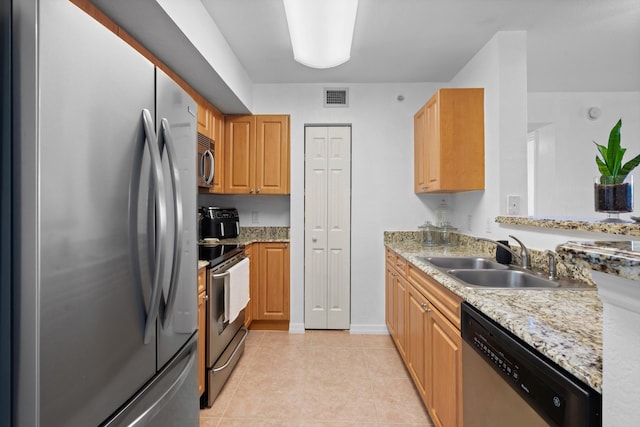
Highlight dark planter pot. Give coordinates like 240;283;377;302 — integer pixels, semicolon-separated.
594;182;633;213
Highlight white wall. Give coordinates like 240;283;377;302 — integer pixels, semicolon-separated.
448;31;529;237
528;92;640;219
250;82;445;331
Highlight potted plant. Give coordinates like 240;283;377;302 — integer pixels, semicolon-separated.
594;118;640;221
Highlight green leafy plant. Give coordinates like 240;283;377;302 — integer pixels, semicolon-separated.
594;119;640;184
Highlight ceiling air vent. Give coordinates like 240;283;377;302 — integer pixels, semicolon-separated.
324;88;349;108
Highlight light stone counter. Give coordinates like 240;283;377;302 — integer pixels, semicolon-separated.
495;215;640;237
556;240;640;282
199;226;290;246
384;232;603;393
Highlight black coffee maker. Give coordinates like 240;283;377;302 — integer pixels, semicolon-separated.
198;207;240;240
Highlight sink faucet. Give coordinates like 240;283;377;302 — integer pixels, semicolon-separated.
476;235;531;269
544;250;558;280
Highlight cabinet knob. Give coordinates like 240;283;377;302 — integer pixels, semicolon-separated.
256;188;261;193
249;188;254;193
203;295;209;301
420;303;431;313
312;237;318;242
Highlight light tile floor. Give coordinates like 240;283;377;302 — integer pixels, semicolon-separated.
200;330;434;426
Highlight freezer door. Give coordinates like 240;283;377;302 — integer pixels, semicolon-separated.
103;334;199;427
155;68;198;369
36;1;158;425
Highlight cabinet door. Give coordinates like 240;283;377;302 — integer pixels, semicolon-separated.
428;307;462;427
425;96;441;191
224;115;255;194
385;262;396;336
244;244;254;328
197;104;212;137
414;105;428;192
407;284;429;405
211;110;225;193
256;242;290;320
255;115;290;194
395;273;408;360
197;291;206;396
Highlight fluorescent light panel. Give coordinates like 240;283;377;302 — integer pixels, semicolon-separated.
283;0;358;69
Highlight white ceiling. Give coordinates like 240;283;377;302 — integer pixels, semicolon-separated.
201;0;640;92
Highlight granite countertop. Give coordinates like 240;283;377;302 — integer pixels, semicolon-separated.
496;215;640;237
384;234;603;393
199;226;290;247
556;240;640;282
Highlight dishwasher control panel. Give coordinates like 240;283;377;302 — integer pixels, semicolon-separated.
461;302;602;427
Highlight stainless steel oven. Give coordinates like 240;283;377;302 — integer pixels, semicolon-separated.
461;302;601;427
199;244;248;408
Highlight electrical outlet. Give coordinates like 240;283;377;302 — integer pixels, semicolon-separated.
251;211;259;224
507;195;521;215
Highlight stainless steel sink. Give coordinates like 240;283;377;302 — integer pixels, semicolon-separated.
448;269;593;290
421;256;509;270
448;269;559;289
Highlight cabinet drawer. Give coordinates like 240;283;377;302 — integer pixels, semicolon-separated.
386;248;408;275
408;264;462;328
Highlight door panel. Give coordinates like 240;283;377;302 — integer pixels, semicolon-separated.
155;68;198;369
39;2;156;425
304;126;351;329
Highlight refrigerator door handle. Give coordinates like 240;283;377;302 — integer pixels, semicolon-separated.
128;109;167;345
158;118;183;328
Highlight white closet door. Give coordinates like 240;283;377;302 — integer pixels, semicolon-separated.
304;126;351;329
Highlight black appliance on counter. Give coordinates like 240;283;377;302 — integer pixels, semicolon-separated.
199;206;240;241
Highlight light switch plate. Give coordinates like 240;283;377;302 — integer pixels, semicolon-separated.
507;195;521;215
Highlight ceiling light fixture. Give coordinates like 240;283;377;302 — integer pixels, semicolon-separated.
283;0;358;69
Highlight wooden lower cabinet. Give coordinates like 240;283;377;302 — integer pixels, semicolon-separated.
386;248;463;427
248;242;290;330
385;250;408;359
244;244;254;328
428;305;463;427
197;267;207;397
407;283;429;401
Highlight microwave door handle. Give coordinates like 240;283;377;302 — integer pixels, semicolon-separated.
142;109;167;344
159;118;183;329
236;222;240;236
220;222;225;237
203;149;214;185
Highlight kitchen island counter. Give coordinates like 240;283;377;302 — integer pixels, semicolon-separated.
384;233;603;393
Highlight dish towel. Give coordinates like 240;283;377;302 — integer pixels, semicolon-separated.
225;257;250;324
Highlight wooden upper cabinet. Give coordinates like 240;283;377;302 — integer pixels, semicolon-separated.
211;109;225;193
256;115;290;194
414;88;484;193
225;115;256;193
197;104;212;137
224;115;290;195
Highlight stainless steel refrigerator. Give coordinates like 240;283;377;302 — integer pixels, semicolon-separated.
12;0;199;425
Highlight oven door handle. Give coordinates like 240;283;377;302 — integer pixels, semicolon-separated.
211;271;230;280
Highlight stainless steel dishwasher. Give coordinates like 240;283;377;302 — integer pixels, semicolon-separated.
461;302;601;427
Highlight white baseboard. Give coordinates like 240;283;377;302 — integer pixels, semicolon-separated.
288;322;306;334
349;324;390;335
288;323;390;335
